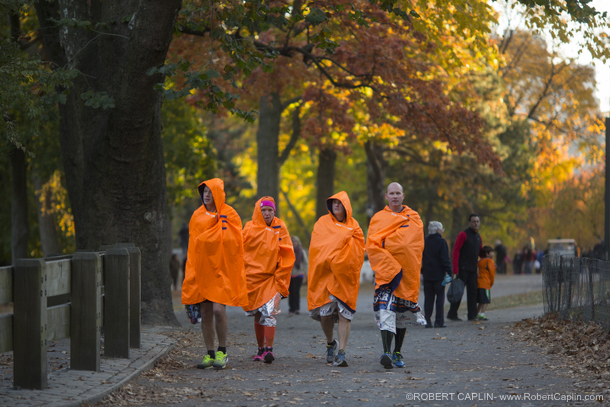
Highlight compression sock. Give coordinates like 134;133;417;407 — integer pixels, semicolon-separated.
380;330;394;354
254;321;265;348
264;326;276;348
394;328;407;353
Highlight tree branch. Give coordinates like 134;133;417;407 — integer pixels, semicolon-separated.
280;189;311;242
278;102;303;166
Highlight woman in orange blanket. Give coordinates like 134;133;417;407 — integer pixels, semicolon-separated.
243;197;295;364
182;178;248;370
307;191;365;367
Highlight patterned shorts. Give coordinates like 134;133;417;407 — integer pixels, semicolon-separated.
245;296;277;327
373;285;425;333
309;295;354;322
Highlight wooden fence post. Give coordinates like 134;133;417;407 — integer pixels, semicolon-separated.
71;252;102;371
104;248;130;358
115;244;141;348
13;258;47;389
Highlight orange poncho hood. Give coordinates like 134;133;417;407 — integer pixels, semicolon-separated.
366;205;424;303
181;178;248;307
307;191;365;312
242;197;295;311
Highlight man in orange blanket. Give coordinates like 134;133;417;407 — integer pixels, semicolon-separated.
308;192;365;367
243;197;295;364
366;182;425;369
182;178;248;370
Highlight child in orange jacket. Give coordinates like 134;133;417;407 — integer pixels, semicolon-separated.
476;246;496;321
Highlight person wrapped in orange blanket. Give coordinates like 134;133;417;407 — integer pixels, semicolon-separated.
242;197;295;364
307;191;365;367
182;178;248;370
366;182;425;369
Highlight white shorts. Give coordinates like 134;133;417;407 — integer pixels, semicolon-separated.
373;286;425;333
245;296;277;327
309;295;354;322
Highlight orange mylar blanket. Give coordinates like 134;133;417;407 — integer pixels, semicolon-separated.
182;178;248;307
477;258;496;290
307;191;365;312
242;197;295;311
366;206;424;303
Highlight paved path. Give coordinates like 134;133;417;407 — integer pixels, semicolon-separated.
2;274;605;406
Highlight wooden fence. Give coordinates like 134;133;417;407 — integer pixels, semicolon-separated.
0;243;141;390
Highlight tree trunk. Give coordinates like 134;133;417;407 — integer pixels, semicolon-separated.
11;148;29;263
32;173;62;257
423;198;435;236
364;140;386;224
256;93;282;207
316;147;337;220
36;0;181;326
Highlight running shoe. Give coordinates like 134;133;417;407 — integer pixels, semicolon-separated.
263;348;275;364
197;354;214;369
392;352;405;368
477;314;488;321
213;351;228;369
253;347;264;362
334;350;348;367
185;304;201;325
380;352;393;369
326;339;338;363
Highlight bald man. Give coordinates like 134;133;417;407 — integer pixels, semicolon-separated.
366;182;425;369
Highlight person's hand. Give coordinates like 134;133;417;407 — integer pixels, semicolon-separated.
442;274;452;287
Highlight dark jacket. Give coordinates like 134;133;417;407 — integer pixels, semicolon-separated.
421;233;452;281
452;228;482;274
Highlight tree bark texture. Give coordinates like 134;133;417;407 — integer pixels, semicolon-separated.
35;0;182;326
11;148;29;263
256;93;282;206
364;140;386;223
315;147;337;220
32;173;62;257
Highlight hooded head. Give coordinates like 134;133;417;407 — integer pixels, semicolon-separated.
252;196;276;226
326;191;353;223
198;178;226;212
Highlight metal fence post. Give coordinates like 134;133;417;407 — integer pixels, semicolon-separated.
13;258;47;389
104;248;130;358
70;252;102;371
115;244;140;348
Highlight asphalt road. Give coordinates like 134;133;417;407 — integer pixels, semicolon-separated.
97;274;606;407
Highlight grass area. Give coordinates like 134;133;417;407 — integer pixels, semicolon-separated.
487;290;544;310
442;289;544;313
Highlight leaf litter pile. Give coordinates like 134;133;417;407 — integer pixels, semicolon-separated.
511;313;610;396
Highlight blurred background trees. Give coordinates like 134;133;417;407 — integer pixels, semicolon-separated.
2;0;609;323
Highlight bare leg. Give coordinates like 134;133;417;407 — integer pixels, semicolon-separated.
480;303;488;314
337;314;351;351
213;303;228;348
320;315;335;343
200;302;216;351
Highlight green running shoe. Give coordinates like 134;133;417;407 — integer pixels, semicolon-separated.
197;354;214;369
213;351;228;369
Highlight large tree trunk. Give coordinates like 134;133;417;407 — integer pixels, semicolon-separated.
364;140;385;224
32;173;62;257
315;147;337;220
11;148;29;262
256;93;282;204
36;0;181;326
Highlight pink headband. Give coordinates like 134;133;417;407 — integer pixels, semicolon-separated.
260;200;276;211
